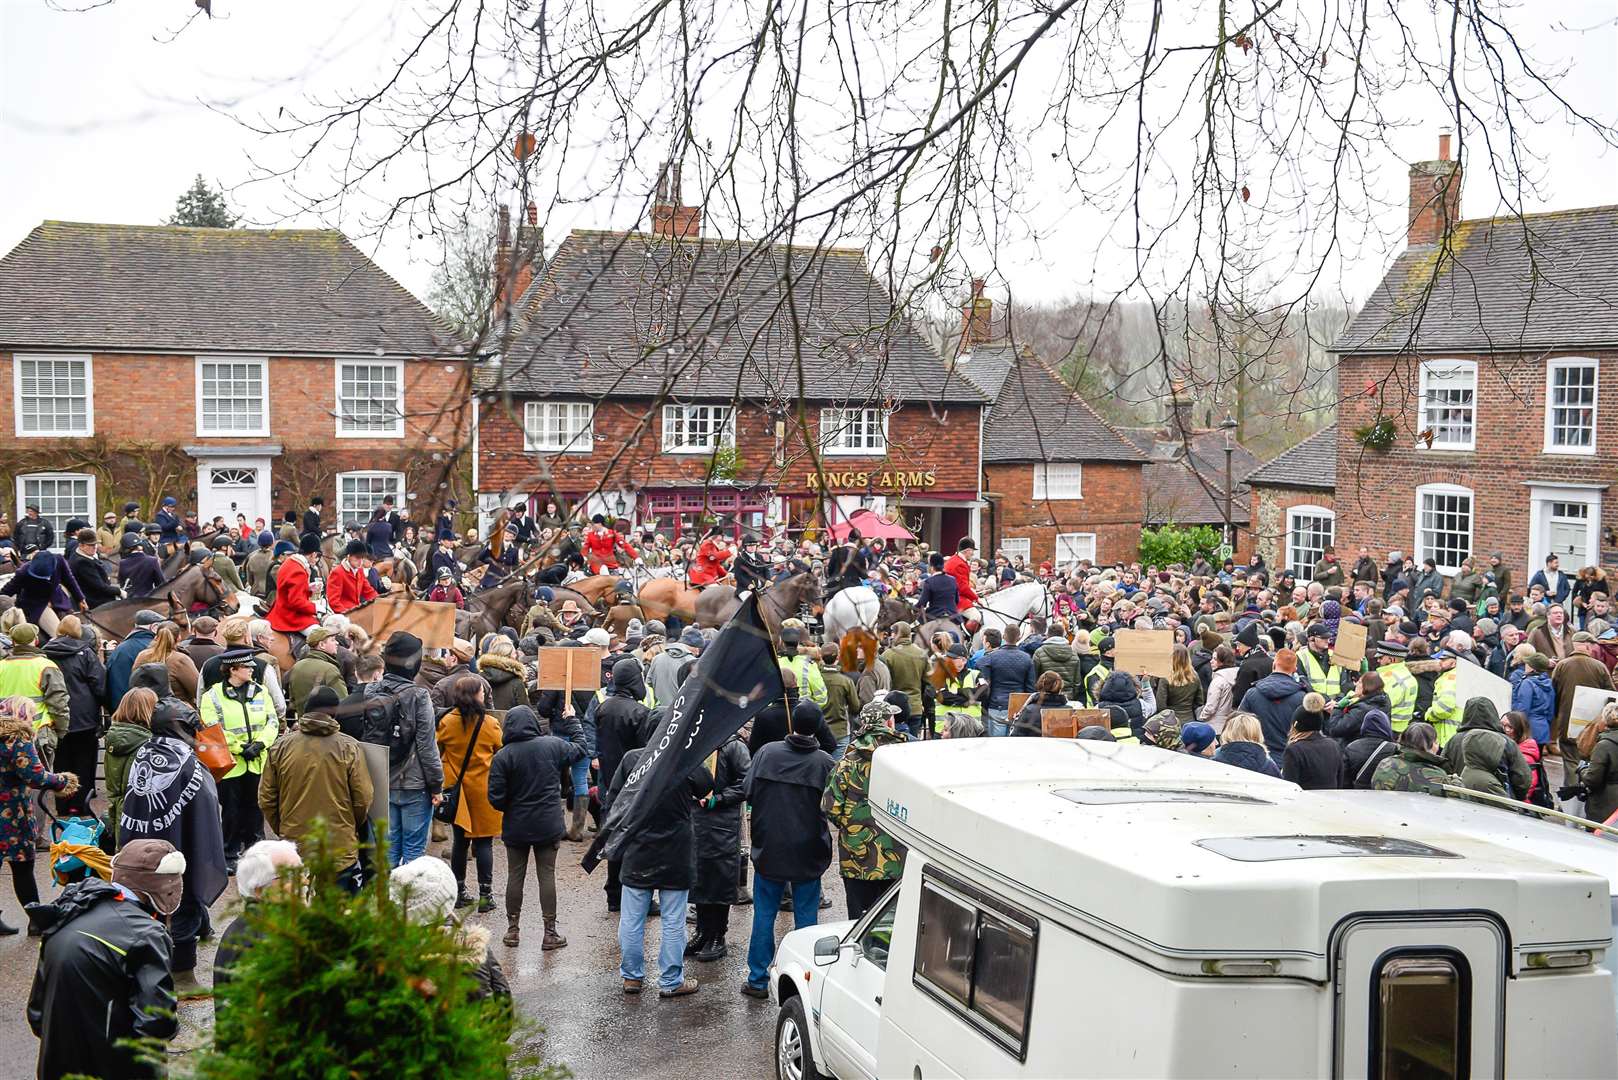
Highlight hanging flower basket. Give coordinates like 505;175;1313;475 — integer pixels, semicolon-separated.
1353;417;1397;452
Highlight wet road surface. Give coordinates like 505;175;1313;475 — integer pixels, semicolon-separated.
0;833;848;1079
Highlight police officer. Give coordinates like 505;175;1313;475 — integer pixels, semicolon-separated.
1373;640;1419;733
1298;622;1352;699
200;655;279;872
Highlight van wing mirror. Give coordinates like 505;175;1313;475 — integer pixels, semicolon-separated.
813;934;843;965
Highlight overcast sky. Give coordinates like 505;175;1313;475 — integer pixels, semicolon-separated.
4;0;1616;311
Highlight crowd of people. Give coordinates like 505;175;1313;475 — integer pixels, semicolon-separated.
3;487;1618;1069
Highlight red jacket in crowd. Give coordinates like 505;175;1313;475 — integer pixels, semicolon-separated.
688;537;731;586
584;527;637;573
942;552;978;612
267;554;318;633
326;559;377;614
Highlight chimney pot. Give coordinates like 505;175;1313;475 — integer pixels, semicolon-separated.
1406;134;1462;247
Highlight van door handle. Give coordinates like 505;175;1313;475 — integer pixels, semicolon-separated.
875;995;882;1005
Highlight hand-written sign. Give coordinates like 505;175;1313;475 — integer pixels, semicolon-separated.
1113;629;1175;678
1330;621;1368;669
536;647;605;692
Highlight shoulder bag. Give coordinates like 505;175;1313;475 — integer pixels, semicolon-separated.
434;711;488;825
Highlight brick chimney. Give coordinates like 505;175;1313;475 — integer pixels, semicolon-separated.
651;162;702;240
1168;378;1195;435
492;202;543;318
958;278;993;352
1407;131;1461;247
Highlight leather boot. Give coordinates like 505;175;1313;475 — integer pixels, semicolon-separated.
566;797;587;842
477;887;495;914
542;917;567;951
502;915;520;947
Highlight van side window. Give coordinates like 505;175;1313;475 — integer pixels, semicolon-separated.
913;871;1039;1061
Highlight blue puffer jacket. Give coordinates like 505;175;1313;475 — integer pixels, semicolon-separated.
977;645;1034;711
1509;668;1555;745
1238;671;1307;758
1212;739;1282;777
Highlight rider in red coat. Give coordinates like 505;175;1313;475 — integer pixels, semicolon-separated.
267;536;320;634
687;527;732;586
942;536;979;613
583;515;637;573
326;540;378;614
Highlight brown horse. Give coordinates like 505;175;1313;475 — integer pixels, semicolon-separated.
566;574;626;610
86;563;238;641
456;577;534;640
699;571;822;644
639;578;703;624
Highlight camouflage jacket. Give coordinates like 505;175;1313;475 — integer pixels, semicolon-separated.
1370;746;1456;796
821;723;908;880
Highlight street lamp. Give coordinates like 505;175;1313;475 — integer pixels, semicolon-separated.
1219;412;1239;552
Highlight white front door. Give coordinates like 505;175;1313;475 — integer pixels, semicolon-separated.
1333;914;1506;1080
1528;485;1602;573
196;458;271;529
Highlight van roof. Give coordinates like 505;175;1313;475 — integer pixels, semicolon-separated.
870;740;1613;963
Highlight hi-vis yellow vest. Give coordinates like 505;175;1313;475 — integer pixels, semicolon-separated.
0;655;55;731
1381;663;1418;731
1299;649;1346;697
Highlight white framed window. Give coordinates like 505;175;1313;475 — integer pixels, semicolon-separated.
661;404;735;453
522;401;594;453
14;354;93;437
1054;532;1096;566
820;406;888;455
999;537;1031;563
1544;358;1597;455
1285;505;1336;580
336;359;405;437
1415;483;1473;574
336;471;404;530
16;473;95;548
196;356;268;436
1417;359;1476;451
1032;462;1083;500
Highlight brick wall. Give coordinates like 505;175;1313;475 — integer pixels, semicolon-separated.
0;351;469;517
476;397;981;498
1334;350;1618;576
985;460;1143;564
1252;485;1336;574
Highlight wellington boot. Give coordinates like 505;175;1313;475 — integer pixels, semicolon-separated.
566;797;588;842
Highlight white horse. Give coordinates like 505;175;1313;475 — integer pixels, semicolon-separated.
823;585;881;643
964;580;1050;638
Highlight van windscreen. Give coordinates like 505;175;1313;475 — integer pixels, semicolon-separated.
1195;835;1461;861
1054;787;1271;806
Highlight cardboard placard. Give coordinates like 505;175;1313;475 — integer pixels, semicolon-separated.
1073;708;1112;730
1008;693;1031;720
1040;708;1078;738
537;647;605;692
1113;628;1174;678
1454;661;1512;718
1330;621;1368;669
346;598;457;650
1569;684;1618;740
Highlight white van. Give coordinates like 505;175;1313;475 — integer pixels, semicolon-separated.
769;740;1617;1079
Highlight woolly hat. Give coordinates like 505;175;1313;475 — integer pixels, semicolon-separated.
390;856;458;925
111;839;187;916
680;627;706;649
383;631;423;662
1235;622;1262;649
1180;722;1217;753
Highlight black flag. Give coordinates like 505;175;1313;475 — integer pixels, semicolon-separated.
583;592;783;872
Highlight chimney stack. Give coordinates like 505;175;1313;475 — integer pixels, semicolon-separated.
1408;131;1461;247
1168;378;1195;435
958;278;993;353
491;203;543;321
651;161;702;240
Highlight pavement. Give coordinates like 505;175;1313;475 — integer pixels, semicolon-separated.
0;830;848;1080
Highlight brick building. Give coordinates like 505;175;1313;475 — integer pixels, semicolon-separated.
1332;135;1618;579
0;221;464;542
1245;423;1336;577
473;179;984;547
972;341;1148;566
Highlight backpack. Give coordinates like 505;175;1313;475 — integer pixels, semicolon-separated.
359;689;416;768
1527;757;1554;808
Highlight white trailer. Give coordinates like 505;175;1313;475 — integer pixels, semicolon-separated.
769;739;1617;1079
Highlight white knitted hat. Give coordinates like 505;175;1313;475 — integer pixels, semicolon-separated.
390;856;458;924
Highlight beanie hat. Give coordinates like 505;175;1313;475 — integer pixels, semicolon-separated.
680;627;705;649
304;685;341;714
1181;722;1217;753
1235;622;1261;649
111;839;187;916
390;856;457;925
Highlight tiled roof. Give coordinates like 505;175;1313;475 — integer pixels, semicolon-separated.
479;230;983;405
981;353;1147;463
0;220;455;357
1334;205;1618;354
1119;425;1259;526
950;340;1017;400
1245;424;1337;490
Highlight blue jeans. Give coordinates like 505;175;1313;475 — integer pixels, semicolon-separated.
746;875;822;990
985;707;1009;737
619;887;689;991
570;757;591;802
832;735;849;762
388;790;433;868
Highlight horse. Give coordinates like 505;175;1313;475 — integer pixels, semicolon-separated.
565;574;627;611
823;586;881;644
85;563;239;641
963;580;1051;639
456;576;534;641
639;578;703;624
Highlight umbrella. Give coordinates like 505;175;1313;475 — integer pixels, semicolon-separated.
827;507;915;542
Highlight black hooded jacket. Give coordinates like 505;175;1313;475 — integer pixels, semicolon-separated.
487;706;588;845
594;658;650;814
130;662;199;735
1342;707;1398;789
1326;690;1391;750
1095;671;1145;740
745;732;835;882
27;878;178;1080
42;632;108;734
607;746;712;890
